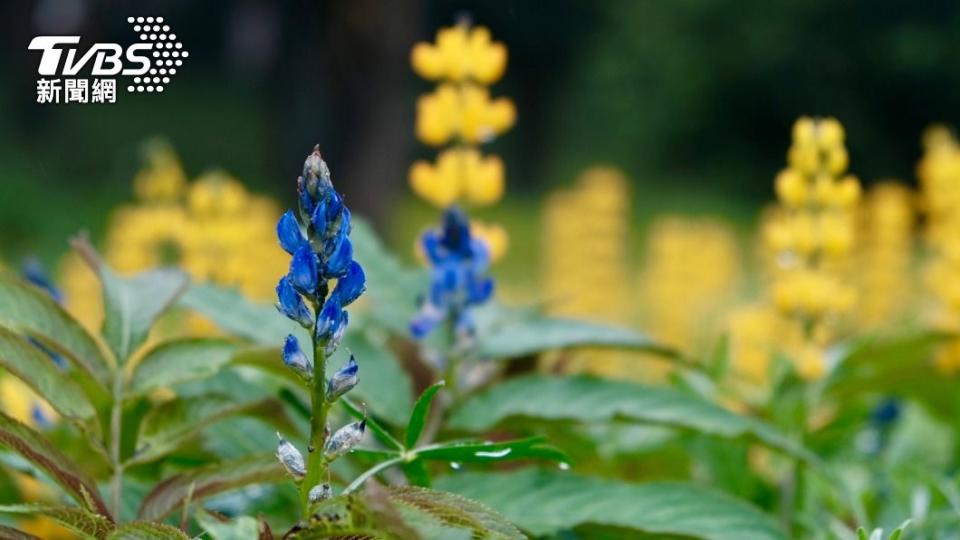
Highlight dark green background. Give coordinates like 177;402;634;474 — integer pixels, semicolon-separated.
2;0;959;264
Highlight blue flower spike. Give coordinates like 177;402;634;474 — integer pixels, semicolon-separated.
274;146;368;481
409;205;495;340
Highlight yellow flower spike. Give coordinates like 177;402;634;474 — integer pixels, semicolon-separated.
471;220;509;261
462;152;505;206
826;147;849;175
411;23;507;83
728;305;778;384
819;213;854;256
415;84;460;145
459;85;516;144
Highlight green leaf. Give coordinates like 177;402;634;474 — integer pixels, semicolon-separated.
127;338;241;397
472;314;679;361
351;218;427;335
386;486;524;540
130;395;297;465
414;436;568;464
343;397;403;451
138;454;285;521
194;508;261;540
0;504;113;539
405;381;445;449
0;326;98;425
178;283;301;346
105;522;189;539
0;270;111;387
436;469;785;540
340;331;414;426
0;411;111;517
449;375;814;462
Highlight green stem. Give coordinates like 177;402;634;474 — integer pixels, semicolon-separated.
109;368;124;520
300;334;329;516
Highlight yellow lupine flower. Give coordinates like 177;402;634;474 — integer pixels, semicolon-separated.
728;305;779;384
61;143;287;339
133;139;187;203
470;220;509;262
409;147;504;208
764;116;861;380
411;23;507;84
415;83;515;146
857;182;914;328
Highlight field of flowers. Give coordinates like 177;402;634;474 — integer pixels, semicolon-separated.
2;12;960;540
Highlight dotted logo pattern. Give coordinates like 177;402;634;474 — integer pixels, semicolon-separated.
125;16;188;93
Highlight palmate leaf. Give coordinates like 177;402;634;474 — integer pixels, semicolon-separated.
0;270;111;387
0;503;113;539
0;326;98;426
130;395;297;465
72;238;189;363
0;411;111;517
405;381;445;449
104;522;189;539
449;375;815;463
386;486;524;540
127;338;241;397
138;454;285;521
436;469;785;540
472;313;680;361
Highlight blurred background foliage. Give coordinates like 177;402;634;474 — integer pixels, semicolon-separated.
3;0;960;285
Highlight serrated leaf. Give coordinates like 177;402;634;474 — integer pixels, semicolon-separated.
0;326;97;425
127;338;241;397
436;469;785;540
387;486;524;540
194;508;261;540
414;436;568;464
130;395;297;465
405;381;445;449
96;266;188;364
178;283;301;346
449;375;814;463
350;219;427;335
105;521;189;539
0;503;114;539
0;271;111;387
0;412;110;517
138;454;285;521
473;314;679;360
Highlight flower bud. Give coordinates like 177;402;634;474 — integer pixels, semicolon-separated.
331;261;366;307
289;244;320;295
323;420;366;461
282;335;313;380
276;433;305;479
316;300;348;356
326;355;358;401
308;483;332;503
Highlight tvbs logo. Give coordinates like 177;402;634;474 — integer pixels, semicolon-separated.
28;16;188;104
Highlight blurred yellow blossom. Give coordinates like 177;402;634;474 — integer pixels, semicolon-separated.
763;116;861;380
857;182;915;329
60;143;287;338
918;126;960;374
409;148;505;207
411;23;507;84
638;216;740;354
728;304;780;384
415;84;516;146
541;166;633;378
470;220;509;262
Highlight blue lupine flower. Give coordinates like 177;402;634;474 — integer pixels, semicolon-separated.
276;276;313;328
282;335;313;379
326;355;359;401
410;206;494;339
275;146;366;381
